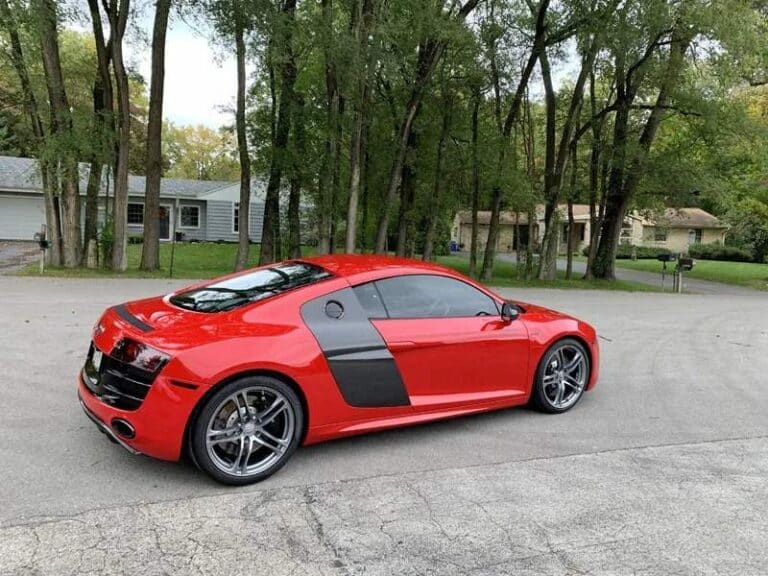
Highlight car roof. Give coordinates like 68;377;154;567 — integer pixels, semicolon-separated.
299;254;459;283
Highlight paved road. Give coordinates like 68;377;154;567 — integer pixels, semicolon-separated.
493;252;762;296
1;277;767;575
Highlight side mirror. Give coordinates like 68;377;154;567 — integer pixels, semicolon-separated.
501;302;519;323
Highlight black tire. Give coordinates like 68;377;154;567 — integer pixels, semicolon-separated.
191;375;303;485
530;338;590;414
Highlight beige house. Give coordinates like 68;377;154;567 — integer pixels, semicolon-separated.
452;206;727;255
620;208;728;252
452;205;591;255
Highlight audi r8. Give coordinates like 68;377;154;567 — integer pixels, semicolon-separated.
78;255;599;484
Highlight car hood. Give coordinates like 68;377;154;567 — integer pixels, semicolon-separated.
511;300;572;321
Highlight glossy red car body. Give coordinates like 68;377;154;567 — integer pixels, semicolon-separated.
78;255;598;463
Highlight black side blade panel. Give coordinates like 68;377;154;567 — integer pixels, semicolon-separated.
300;287;410;408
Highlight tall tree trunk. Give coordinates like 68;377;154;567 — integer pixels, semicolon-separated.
318;0;340;254
423;90;452;262
260;0;297;265
468;86;480;278
344;0;376;253
106;0;131;271
395;130;417;257
591;31;692;279
584;73;601;278
85;0;114;266
234;4;252;270
37;0;81;267
141;0;172;271
0;0;62;265
565;140;577;279
288;94;305;259
537;51;558;280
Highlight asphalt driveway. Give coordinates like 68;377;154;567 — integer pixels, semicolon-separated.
0;277;766;575
493;252;759;295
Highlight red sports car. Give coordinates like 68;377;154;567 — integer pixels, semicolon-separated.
79;255;599;484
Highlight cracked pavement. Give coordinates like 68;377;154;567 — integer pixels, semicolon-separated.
1;277;767;575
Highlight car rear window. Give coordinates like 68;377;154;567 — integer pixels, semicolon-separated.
169;262;332;313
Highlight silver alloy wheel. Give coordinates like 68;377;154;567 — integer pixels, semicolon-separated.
205;386;295;477
542;344;587;410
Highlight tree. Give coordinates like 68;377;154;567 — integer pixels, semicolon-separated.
36;0;81;267
233;0;252;270
104;0;131;272
84;0;115;260
259;0;298;265
163;123;239;180
141;0;173;272
0;0;62;265
344;0;377;253
373;0;481;254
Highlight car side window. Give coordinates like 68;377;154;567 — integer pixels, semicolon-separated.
353;282;388;318
373;275;499;319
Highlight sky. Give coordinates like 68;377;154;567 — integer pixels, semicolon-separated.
128;19;238;129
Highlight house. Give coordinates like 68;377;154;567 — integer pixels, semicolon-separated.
619;208;728;252
452;205;727;254
452;204;591;254
0;155;305;243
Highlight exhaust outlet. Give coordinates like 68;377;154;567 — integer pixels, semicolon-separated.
111;418;136;440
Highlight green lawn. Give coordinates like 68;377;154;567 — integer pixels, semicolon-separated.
437;255;657;291
613;258;768;290
20;242;656;291
18;242;271;279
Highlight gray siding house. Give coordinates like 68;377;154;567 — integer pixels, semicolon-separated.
0;155;288;243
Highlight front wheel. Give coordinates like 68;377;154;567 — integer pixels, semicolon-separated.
191;375;303;485
530;338;590;414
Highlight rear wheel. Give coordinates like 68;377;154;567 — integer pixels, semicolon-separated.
191;375;303;485
530;338;589;414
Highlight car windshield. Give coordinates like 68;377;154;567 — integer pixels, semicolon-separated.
169;262;332;313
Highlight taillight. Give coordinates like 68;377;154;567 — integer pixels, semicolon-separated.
112;338;170;374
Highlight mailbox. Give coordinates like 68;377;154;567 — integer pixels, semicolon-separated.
656;253;677;263
677;257;695;271
33;231;49;250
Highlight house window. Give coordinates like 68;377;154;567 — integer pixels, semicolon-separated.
688;229;702;245
127;203;144;225
179;205;200;228
233;202;239;233
654;229;667;242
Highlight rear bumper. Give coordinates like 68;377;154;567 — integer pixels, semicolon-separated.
78;370;201;461
78;392;141;454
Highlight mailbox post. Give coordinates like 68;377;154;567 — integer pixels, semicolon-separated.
675;257;695;293
656;253;678;291
33;229;49;274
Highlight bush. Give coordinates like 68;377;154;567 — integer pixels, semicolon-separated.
688;243;754;262
581;244;672;259
127;235;144;245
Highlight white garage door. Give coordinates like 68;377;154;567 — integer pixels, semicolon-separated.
0;195;46;240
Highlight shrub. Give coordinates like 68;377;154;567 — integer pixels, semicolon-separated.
127;235;144;245
615;245;672;259
581;244;672;259
688;243;754;262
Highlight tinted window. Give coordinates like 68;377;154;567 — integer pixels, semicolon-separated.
353;282;388;318
374;275;499;319
170;262;331;312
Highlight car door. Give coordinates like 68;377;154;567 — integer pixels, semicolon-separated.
359;274;530;409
